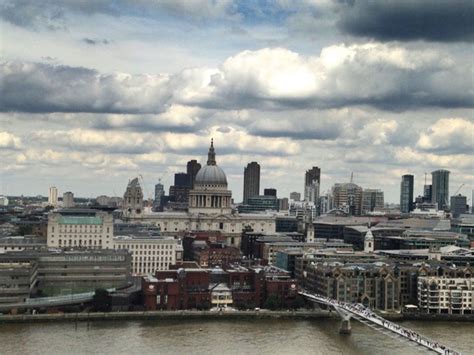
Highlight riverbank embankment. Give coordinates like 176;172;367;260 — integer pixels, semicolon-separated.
1;310;472;324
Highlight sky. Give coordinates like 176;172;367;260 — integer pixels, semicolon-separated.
0;0;473;203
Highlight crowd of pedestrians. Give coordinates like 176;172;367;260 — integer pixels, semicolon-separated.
300;291;460;355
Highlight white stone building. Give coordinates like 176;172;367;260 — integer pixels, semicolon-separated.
47;209;114;249
129;141;276;247
418;276;473;314
123;178;144;217
48;186;58;206
113;235;183;275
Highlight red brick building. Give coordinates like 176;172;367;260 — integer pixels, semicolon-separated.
142;263;298;311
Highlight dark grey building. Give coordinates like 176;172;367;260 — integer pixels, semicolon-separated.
450;194;467;218
243;162;260;204
264;188;277;197
432;169;450;210
186;159;201;189
153;182;164;211
423;184;432;202
400;174;414;213
305;166;321;187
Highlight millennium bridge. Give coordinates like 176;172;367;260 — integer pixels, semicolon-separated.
299;290;461;355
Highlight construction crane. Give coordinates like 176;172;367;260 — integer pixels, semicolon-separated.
454;183;465;196
139;174;152;207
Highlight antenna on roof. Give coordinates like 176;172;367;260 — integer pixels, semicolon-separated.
350;172;354;183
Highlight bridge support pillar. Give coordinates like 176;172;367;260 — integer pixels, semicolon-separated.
339;319;351;335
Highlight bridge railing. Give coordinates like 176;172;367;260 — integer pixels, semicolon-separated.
299;290;461;355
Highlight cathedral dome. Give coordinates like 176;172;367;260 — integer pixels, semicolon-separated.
194;139;227;185
195;165;227;185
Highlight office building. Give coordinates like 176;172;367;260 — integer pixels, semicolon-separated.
153;182;164;211
62;191;74;208
187;160;202;189
362;189;384;214
331;183;363;216
279;197;289;211
243;162;260;204
432;170;450;210
423;184;432;202
113;235;183;275
400;175;414;213
304;167;320;202
290;192;301;202
47;209;114;249
48;186;58;206
264;188;277;197
451;194;467;218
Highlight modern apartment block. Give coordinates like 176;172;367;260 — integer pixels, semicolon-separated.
418;276;473;314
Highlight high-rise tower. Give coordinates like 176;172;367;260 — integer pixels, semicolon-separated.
243;162;260;204
431;170;450;210
400;175;414;213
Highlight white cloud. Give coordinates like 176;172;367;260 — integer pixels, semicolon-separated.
0;131;22;149
417;118;474;153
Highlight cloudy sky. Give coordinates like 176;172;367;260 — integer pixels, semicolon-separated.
1;0;473;203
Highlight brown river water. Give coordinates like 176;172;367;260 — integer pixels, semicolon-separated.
0;318;473;355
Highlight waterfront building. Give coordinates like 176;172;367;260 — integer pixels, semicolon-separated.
123;178;144;217
432;170;450;210
400;175;414;213
48;186;58;206
450;194;467;218
62;191;74;208
0;249;131;297
289;192;301;202
113;235;183;275
331;183;363;216
305;261;400;311
243;162;260;204
362;189;384;214
0;255;37;304
47;209;114;249
418;276;473;314
142;263;297;310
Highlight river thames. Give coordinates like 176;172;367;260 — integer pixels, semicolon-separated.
1;319;473;354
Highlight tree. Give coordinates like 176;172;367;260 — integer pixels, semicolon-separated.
290;296;305;310
93;288;111;312
264;294;281;311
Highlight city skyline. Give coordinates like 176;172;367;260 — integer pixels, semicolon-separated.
1;1;473;203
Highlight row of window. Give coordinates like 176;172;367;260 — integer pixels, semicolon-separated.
115;244;173;250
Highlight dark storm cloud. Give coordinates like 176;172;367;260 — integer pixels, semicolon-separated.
0;61;171;114
338;0;474;42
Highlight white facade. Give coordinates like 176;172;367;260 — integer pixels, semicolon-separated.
48;186;58;206
0;196;8;206
113;235;183;275
137;211;276;247
418;276;473;314
47;210;114;249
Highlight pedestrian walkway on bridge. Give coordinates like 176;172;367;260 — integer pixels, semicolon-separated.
299;290;461;355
